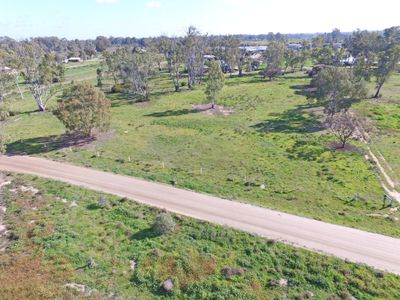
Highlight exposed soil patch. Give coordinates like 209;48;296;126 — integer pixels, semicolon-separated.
192;104;234;116
328;142;359;152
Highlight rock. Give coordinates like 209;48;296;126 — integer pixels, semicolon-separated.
61;199;68;203
222;267;245;277
69;201;78;208
390;207;399;212
278;278;288;287
260;184;266;190
20;186;39;195
130;259;136;271
0;206;6;213
64;283;96;295
351;297;358;300
162;279;174;292
305;291;315;298
0;180;11;188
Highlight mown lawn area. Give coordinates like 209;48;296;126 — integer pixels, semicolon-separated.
1;174;399;299
3;67;400;237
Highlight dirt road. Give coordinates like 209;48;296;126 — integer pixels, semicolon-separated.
1;155;400;274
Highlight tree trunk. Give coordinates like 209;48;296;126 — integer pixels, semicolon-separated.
239;68;243;77
374;83;383;98
174;84;180;92
38;103;46;112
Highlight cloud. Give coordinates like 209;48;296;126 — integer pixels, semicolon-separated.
146;1;161;9
96;0;118;4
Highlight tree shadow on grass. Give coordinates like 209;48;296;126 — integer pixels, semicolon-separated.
290;84;316;98
106;92;141;108
252;104;324;134
131;228;159;240
6;133;95;155
145;105;213;118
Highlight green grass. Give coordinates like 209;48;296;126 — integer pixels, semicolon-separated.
354;73;400;187
3;66;400;237
2;174;400;299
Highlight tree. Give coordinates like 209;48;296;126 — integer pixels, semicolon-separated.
183;26;205;88
15;42;64;111
349;30;382;81
0;71;14;102
155;37;184;92
211;36;240;74
95;36;110;52
205;60;225;109
238;47;250;77
311;67;367;115
263;41;285;80
0;50;15;102
121;50;158;100
298;49;310;71
53;83;111;136
284;49;299;72
96;68;103;87
102;48;129;85
373;45;400;98
325;111;360;148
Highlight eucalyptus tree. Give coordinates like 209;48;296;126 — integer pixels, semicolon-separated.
14;41;64;111
183;26;206;88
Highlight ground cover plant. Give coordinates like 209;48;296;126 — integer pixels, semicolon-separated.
1;174;400;299
3;62;400;237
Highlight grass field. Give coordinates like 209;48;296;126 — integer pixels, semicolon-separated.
3;61;400;237
1;174;400;299
355;73;400;188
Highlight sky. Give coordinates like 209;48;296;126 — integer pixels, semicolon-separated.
1;0;399;39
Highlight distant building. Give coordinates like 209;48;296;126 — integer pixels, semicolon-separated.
65;57;82;63
332;43;343;49
288;43;303;50
203;54;216;61
342;56;356;66
239;46;268;53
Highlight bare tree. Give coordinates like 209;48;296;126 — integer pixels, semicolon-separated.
325;111;360;148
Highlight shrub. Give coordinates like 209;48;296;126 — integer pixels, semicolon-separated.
98;195;109;208
53;83;111;137
152;212;176;235
111;84;125;93
0;131;8;154
0;105;10;121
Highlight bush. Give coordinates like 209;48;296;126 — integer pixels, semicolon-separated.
0;132;8;154
152;212;176;235
53;83;111;137
98;195;109;208
111;84;125;93
0;105;10;121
